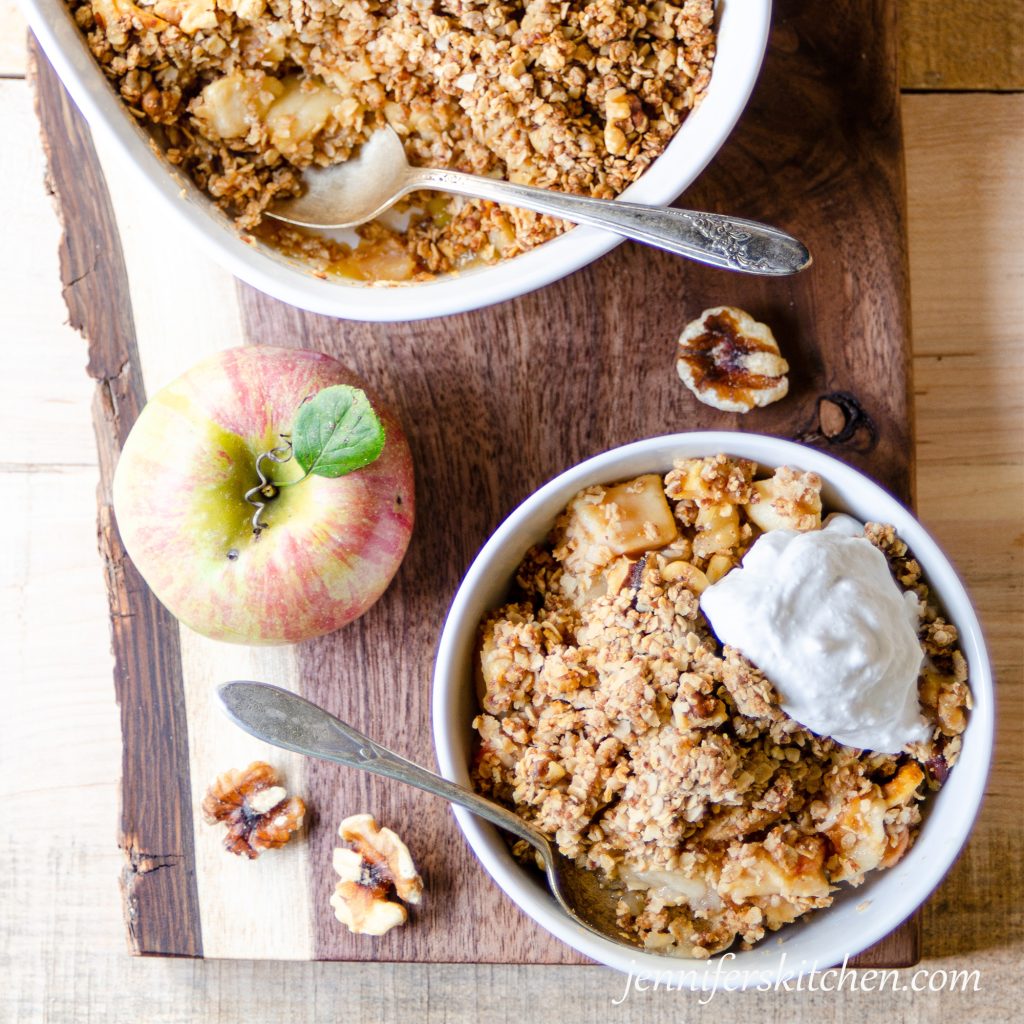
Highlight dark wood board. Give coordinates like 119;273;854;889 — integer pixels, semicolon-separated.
30;44;203;958
33;0;919;967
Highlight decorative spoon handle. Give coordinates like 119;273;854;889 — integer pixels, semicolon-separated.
408;167;812;276
217;681;542;847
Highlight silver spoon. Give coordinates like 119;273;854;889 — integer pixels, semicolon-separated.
217;680;637;951
268;125;811;276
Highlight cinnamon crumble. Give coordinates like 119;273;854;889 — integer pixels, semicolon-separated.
70;0;716;281
471;455;971;957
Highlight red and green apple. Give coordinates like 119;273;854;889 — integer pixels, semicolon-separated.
112;345;414;644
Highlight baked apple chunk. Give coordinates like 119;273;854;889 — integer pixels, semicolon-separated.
569;474;679;557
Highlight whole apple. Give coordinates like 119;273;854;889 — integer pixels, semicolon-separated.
112;345;415;644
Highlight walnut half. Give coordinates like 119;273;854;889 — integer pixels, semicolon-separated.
330;814;424;935
201;761;306;859
676;306;789;413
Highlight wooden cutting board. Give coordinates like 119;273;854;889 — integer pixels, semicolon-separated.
32;0;919;965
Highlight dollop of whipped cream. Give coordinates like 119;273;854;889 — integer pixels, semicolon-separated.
700;517;929;753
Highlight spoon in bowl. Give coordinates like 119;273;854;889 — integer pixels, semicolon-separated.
217;680;639;951
268;125;811;276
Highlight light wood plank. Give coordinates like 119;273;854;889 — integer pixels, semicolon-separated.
900;0;1024;90
0;2;26;77
0;79;98;468
91;130;247;394
1;71;127;1018
904;92;1024;964
90;128;316;960
178;634;314;960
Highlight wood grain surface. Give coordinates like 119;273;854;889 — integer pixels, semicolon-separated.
30;47;203;959
235;0;918;966
0;0;25;75
28;0;927;966
4;19;1021;1023
900;0;1024;90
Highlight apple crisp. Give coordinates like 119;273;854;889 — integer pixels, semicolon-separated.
471;456;971;957
70;0;716;281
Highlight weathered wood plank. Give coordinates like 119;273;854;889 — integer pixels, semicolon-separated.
900;0;1024;91
79;130;320;959
28;39;203;958
0;2;26;77
904;92;1024;963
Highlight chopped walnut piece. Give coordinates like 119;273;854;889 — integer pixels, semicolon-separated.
330;814;423;936
676;307;789;413
202;761;305;859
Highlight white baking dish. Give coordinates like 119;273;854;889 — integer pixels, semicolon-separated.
433;433;994;983
22;0;772;321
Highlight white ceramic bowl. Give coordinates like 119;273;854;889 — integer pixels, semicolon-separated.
432;433;994;985
23;0;770;321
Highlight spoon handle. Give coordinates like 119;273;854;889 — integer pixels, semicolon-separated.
217;681;544;848
407;167;811;276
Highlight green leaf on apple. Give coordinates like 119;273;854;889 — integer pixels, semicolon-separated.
292;385;386;479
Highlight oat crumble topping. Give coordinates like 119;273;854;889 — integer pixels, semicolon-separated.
472;456;971;957
71;0;716;280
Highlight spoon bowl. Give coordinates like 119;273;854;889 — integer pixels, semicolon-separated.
270;127;414;230
269;125;811;276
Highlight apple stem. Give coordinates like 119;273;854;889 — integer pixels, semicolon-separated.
244;439;296;538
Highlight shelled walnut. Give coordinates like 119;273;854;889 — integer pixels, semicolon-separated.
202;761;305;859
330;814;423;935
676;306;789;413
